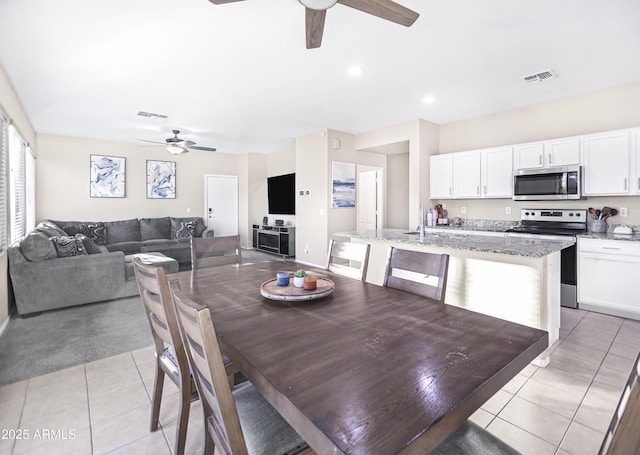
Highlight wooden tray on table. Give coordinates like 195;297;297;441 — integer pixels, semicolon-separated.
260;277;335;302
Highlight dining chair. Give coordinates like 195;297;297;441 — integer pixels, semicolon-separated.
325;239;370;281
383;247;449;303
191;235;242;270
432;352;640;454
132;257;197;455
169;281;314;455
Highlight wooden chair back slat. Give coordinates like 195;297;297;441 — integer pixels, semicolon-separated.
326;240;370;281
383;248;449;303
170;283;249;455
191;235;242;270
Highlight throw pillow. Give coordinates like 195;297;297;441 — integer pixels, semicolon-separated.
81;223;107;245
49;235;88;258
19;232;58;262
78;235;105;254
174;221;197;239
171;217;206;238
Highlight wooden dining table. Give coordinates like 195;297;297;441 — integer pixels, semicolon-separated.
170;261;548;455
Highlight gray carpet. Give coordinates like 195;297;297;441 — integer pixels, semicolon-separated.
0;249;283;387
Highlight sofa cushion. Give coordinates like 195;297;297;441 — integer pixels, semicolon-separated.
143;239;180;247
106;241;143;254
171;217;206;239
49;235;88;257
104;219;140;244
20;232;58;262
53;221;107;245
34;221;67;238
79;236;105;254
140;217;171;241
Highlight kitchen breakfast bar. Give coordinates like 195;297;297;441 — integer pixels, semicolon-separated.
336;228;575;366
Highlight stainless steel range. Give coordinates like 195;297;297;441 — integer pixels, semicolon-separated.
506;209;587;308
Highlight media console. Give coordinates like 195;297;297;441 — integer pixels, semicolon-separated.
252;224;295;257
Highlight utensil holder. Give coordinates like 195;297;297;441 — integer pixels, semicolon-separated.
589;220;607;233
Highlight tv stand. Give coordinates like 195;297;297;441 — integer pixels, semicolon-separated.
252;224;295;257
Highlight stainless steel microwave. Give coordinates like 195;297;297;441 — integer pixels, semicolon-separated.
513;165;582;201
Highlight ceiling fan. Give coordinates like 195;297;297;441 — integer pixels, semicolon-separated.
208;0;420;49
138;130;217;155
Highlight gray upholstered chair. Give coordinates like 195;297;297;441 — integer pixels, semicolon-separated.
190;235;242;270
383;247;449;303
169;281;313;455
325;239;370;281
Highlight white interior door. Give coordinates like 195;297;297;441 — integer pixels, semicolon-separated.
358;168;383;232
205;174;238;236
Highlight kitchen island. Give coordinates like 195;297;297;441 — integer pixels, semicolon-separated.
335;229;575;365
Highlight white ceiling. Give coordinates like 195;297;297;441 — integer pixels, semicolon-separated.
1;0;639;155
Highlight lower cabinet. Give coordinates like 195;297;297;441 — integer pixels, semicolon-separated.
578;237;640;319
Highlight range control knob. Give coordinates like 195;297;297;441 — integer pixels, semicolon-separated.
575;212;581;217
569;212;574;216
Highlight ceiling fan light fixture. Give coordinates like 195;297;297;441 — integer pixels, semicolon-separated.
298;0;338;11
166;145;188;155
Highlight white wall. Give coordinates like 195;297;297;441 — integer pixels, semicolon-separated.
386;153;409;228
0;64;36;327
437;81;640;224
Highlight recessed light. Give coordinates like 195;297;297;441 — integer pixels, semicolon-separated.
347;65;362;76
422;95;435;104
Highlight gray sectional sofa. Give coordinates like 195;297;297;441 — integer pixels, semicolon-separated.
8;217;212;315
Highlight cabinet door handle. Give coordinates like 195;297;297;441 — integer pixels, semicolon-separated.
624;178;628;191
539;155;542;165
602;247;621;250
638;177;640;190
449;187;452;196
548;152;552;164
477;185;480;195
484;185;487;194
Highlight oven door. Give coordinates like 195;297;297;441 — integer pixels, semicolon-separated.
513;166;581;201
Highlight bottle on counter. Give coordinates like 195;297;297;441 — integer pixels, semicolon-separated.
427;209;434;227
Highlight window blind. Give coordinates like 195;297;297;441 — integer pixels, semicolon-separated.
0;113;7;250
26;145;36;233
9;125;26;245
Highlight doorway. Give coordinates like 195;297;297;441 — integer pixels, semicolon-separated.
357;166;383;232
204;174;238;236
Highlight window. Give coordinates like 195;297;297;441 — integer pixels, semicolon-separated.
0;113;7;250
0;118;35;249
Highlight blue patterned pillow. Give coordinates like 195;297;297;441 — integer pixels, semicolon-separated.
49;235;88;257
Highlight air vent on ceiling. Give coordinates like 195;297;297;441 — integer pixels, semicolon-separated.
137;111;168;119
523;70;557;84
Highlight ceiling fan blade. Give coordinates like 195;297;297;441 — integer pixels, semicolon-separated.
305;8;326;49
337;0;419;27
188;145;217;152
137;139;166;145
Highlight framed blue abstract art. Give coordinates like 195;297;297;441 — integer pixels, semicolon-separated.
331;161;356;208
90;155;126;198
147;160;176;199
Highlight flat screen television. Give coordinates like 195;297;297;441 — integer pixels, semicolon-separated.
267;173;296;215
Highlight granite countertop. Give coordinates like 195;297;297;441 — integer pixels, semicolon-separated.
335;228;575;258
579;232;640;242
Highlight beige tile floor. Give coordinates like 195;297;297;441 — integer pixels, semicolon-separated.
0;307;638;455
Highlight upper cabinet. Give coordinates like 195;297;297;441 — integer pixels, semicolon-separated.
583;129;632;196
482;147;513;197
453;151;481;198
514;137;580;170
431;147;512;200
634;129;640;194
430;155;453;199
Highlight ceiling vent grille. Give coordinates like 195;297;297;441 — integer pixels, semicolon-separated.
137;111;168;119
523;70;557;84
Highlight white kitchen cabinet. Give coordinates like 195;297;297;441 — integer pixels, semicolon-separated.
514;138;580;170
583;129;631;195
514;142;545;169
453;151;481;198
482;146;513;197
578;238;640;320
634;129;640;194
430;155;453;199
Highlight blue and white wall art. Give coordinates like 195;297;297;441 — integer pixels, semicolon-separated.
90;155;126;198
147;160;176;199
331;161;356;208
